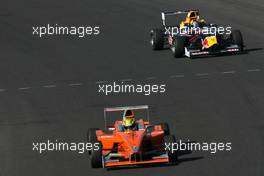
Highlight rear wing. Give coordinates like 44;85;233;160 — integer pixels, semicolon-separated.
161;10;199;26
104;105;149;112
103;105;150;130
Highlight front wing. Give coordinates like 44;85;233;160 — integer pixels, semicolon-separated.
103;154;169;168
184;45;241;58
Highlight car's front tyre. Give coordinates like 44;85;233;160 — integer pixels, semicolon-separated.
91;141;103;168
150;28;164;50
87;128;99;155
164;135;178;163
231;30;244;51
172;36;186;58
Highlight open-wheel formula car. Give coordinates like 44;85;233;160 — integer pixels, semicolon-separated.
150;10;244;58
87;105;178;168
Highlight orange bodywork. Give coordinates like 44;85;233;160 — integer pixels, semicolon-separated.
95;119;169;167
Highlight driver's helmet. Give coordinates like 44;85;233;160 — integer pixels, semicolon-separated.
189;11;198;21
122;110;135;127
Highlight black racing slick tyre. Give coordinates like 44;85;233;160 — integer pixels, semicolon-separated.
172;36;185;58
231;30;244;51
156;122;170;136
150;28;164;50
87;128;99;155
91;141;103;168
164;135;178;163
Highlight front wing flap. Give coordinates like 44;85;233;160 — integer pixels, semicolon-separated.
184;45;241;58
103;154;169;168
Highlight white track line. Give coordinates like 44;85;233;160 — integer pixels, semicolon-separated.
146;76;156;80
121;78;133;82
43;85;57;88
195;73;209;77
222;71;236;74
95;81;108;84
18;87;31;90
247;69;261;72
69;83;83;86
170;74;185;78
0;67;262;93
0;89;6;92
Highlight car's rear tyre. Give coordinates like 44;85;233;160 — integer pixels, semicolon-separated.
164;135;178;163
231;30;244;51
150;28;164;50
156;122;170;135
87;128;99;155
172;36;186;58
91;141;103;168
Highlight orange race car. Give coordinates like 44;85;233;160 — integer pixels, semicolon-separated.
87;105;178;168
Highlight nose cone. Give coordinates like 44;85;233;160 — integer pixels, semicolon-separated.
120;130;144;153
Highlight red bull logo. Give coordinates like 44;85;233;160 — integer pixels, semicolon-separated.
202;36;218;48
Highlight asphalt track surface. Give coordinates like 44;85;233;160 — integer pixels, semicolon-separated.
1;0;264;175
